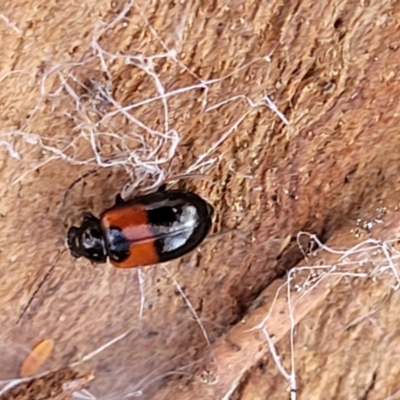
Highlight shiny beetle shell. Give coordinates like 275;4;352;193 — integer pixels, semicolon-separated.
67;189;214;268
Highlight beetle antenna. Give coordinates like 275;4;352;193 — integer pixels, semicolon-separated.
17;250;65;324
61;169;97;212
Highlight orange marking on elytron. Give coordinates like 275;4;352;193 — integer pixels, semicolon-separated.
101;204;159;268
101;204;148;230
110;239;160;268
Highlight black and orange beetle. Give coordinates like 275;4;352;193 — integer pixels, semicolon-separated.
67;186;214;268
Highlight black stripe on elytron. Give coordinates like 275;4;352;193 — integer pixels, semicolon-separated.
145;192;214;263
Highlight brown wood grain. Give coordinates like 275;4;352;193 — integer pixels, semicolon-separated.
1;0;400;399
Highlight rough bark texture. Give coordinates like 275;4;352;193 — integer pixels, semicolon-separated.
1;0;400;399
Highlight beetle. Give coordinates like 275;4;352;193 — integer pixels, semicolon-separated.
67;186;214;268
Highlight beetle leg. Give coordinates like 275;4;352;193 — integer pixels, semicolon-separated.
82;212;97;221
157;183;167;192
115;193;124;205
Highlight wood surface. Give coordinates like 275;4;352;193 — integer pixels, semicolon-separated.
1;0;400;399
